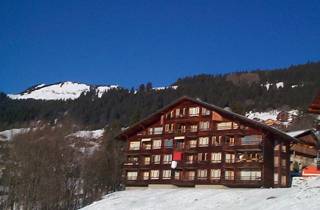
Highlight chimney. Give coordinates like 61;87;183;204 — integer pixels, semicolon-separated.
224;103;232;112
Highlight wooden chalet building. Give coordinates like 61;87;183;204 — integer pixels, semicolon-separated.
308;91;320;115
117;96;297;188
288;130;319;171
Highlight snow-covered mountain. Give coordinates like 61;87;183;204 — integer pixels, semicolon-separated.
8;81;118;100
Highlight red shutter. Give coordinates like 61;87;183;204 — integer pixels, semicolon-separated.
173;151;182;161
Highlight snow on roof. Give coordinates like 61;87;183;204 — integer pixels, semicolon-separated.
80;177;320;210
286;129;310;137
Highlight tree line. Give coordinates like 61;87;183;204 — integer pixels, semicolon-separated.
0;61;319;131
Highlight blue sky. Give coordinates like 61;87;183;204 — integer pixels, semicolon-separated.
1;0;320;93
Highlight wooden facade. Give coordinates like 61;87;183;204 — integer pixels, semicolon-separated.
289;130;319;171
117;97;297;188
308;92;320;114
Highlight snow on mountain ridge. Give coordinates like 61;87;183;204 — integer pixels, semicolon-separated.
8;81;118;100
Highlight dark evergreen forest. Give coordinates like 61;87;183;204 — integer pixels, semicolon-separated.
1;62;319;131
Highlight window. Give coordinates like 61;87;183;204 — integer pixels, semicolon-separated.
225;153;235;163
185;171;195;180
233;123;239;129
189;107;200;116
170;111;174;118
199;121;210;131
176;141;184;149
129;141;140;150
164;139;173;148
274;156;279;167
150;170;160;180
190;125;198;132
225;136;235;146
163;154;172;164
274;173;279;185
281;145;287;153
199;137;209;147
217;122;232;130
152;155;161;164
162;170;171;179
182;108;186;116
197;169;208;180
202;107;211;116
210;169;221;180
186;155;195;164
165;124;174;133
174;171;181;180
148;128;153;135
211;153;222;163
143;156;150;165
281;159;286;168
154;127;163;135
177;124;186;133
127;156;139;164
274;141;280;151
160;115;164;125
152;139;162;149
240;170;261;181
175;108;180;117
240;135;262;145
165;124;169;133
142;171;149;180
187;140;197;148
281;175;287;186
212;136;222;146
141;139;151;150
225;170;234;180
127;171;138;181
197;153;208;162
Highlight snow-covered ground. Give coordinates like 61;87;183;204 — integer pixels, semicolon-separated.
153;85;178;91
0;128;30;141
80;177;320;210
246;110;280;121
69;129;104;139
246;109;299;123
8;81;118;100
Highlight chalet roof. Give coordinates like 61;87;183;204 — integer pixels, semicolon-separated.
287;129;313;138
116;96;298;143
308;91;320;114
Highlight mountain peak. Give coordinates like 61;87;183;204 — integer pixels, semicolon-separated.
8;81;118;100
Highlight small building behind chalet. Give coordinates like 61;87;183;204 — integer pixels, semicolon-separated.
288;129;319;172
117;96;298;188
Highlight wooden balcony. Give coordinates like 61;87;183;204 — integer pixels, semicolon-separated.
123;161;139;169
222;177;262;187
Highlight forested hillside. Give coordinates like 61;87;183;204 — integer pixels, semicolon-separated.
1;62;320;131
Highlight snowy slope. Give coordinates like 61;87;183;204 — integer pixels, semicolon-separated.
246;110;280;121
69;129;104;139
80;177;320;210
8;81;118;100
0;128;30;141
